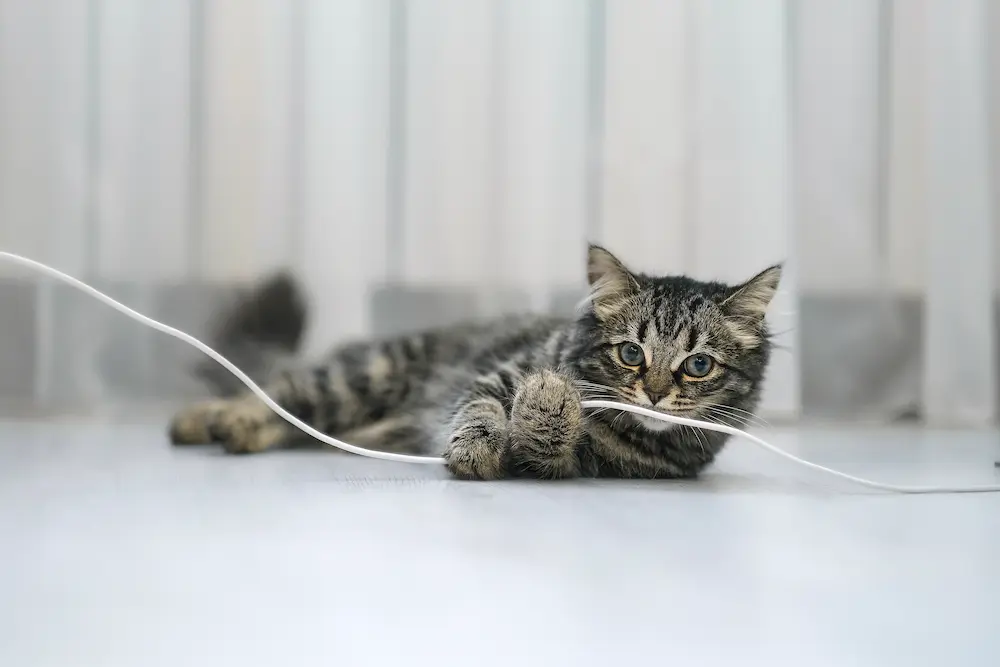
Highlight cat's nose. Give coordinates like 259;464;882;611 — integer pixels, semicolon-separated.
646;391;665;405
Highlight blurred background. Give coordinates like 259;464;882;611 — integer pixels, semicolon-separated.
0;0;996;428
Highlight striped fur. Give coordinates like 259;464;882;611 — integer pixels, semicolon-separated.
169;246;781;480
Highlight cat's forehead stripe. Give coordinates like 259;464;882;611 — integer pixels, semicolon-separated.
637;319;650;343
686;327;698;352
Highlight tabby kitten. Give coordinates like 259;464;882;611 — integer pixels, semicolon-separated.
169;245;781;480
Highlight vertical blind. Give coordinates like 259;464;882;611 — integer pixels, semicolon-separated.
0;0;995;425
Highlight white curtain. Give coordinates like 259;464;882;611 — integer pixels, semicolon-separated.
0;0;994;425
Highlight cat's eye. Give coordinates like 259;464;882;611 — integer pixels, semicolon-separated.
682;354;715;378
617;342;645;367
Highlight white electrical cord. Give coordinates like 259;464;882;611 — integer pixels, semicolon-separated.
3;250;999;494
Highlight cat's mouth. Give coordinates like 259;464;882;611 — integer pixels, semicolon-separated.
632;406;698;432
601;390;700;432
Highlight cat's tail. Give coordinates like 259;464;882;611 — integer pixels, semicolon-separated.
193;271;309;396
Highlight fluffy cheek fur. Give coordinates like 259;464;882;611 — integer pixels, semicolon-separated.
682;370;761;421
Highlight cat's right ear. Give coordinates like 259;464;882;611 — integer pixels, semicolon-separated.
586;244;638;319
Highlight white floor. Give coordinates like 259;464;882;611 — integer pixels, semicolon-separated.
0;421;998;666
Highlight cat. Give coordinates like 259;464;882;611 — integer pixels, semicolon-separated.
169;245;781;480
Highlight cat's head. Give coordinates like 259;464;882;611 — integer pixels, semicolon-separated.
568;244;781;431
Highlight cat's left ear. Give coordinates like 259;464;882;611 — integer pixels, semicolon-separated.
719;264;783;321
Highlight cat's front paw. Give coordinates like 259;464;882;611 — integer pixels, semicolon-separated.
443;399;509;480
508;370;582;478
168;398;286;454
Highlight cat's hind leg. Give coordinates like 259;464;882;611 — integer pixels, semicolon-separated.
169;333;433;454
170;400;431;456
336;414;432;455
